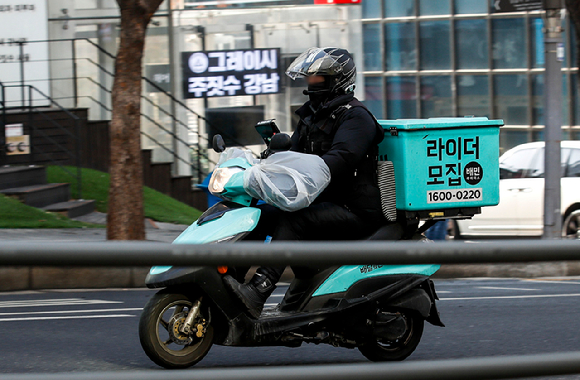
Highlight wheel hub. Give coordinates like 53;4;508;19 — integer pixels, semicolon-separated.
168;312;193;345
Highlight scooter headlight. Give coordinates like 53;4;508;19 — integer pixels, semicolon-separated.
208;166;243;195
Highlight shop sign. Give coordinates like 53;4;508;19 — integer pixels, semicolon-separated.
425;136;483;204
313;0;360;4
0;0;50;106
146;64;171;93
492;0;543;13
182;48;282;98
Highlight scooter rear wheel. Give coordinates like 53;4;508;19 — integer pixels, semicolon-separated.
358;312;424;362
139;291;214;369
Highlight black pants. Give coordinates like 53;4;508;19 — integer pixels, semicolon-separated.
245;202;381;283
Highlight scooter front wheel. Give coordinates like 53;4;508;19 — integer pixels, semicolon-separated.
358;311;424;362
139;290;214;369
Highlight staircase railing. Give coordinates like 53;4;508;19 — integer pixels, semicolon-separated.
2;38;259;185
0;82;82;199
75;38;257;184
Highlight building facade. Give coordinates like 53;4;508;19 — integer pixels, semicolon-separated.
2;0;578;179
361;0;579;153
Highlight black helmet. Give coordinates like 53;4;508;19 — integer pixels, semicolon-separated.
285;47;356;95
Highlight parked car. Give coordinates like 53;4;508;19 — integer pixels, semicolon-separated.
454;141;580;239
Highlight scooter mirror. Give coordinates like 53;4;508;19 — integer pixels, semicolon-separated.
255;119;281;146
213;134;226;153
269;133;292;153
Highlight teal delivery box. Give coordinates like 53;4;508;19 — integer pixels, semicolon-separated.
377;117;503;217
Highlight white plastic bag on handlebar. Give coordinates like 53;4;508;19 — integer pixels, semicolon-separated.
243;151;331;212
217;147;257;167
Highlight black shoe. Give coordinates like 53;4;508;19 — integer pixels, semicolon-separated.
223;273;276;319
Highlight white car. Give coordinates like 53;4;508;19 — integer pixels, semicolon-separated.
454;141;580;239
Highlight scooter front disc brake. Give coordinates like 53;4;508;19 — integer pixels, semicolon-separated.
168;312;193;345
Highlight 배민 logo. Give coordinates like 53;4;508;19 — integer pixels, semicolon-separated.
189;53;209;74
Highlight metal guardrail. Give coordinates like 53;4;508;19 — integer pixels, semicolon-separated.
0;240;579;266
1;239;580;380
2;351;580;380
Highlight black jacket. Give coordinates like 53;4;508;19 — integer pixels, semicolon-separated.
291;93;385;224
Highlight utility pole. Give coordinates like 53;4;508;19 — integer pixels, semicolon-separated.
542;0;564;239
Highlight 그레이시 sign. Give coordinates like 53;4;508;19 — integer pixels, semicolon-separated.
182;48;282;98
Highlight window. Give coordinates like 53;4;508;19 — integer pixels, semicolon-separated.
573;74;580;126
500;148;538;179
567;149;580;177
455;19;488;69
532;129;573;143
457;75;489;117
571;23;578;68
420;21;450;70
525;148;572;178
385;23;417;71
492;18;526;69
384;0;414;18
387;77;416;119
530;18;545;68
531;74;569;126
454;0;487;14
419;0;449;16
363;24;382;71
494;75;529;125
364;76;384;119
363;0;381;19
421;76;452;118
500;129;529;154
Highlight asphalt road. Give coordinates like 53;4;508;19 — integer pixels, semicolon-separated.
0;278;579;377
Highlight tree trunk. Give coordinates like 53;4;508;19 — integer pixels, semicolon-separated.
107;0;163;240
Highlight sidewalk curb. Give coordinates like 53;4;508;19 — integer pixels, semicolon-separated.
2;262;580;291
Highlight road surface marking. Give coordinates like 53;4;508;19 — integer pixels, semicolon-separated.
441;293;580;301
523;280;580;285
0;298;122;309
0;314;135;322
0;308;142;317
477;286;539;291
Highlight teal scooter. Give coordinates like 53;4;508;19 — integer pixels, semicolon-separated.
139;121;444;369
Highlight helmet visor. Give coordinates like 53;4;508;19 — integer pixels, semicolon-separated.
285;47;346;80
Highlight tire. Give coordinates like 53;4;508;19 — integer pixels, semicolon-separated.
562;208;580;239
139;291;214;369
358;312;424;362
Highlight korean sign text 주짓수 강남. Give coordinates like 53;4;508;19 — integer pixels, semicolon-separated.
182;48;282;99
